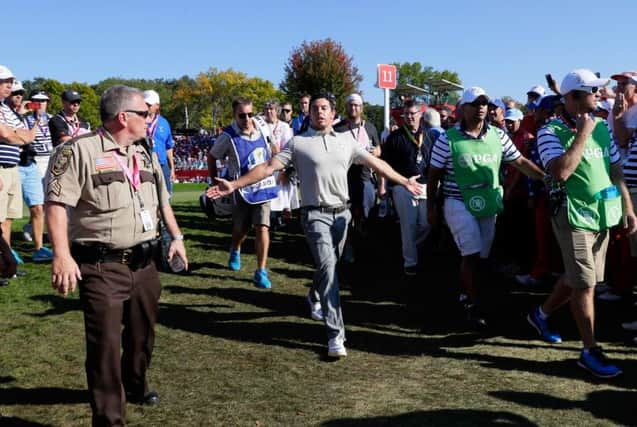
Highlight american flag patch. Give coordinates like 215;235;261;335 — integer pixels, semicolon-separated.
95;156;116;171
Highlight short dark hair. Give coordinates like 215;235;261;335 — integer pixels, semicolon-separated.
403;100;421;111
232;98;252;113
309;92;336;111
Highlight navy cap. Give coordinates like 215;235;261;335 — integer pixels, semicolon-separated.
61;89;81;102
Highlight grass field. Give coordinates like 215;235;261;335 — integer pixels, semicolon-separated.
1;183;636;426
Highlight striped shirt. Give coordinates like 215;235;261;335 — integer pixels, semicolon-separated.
0;102;24;165
536;115;620;172
622;132;637;188
25;112;52;156
430;122;521;200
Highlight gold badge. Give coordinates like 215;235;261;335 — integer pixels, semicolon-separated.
50;147;73;177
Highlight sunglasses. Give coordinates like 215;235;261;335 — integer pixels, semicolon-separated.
281;109;292;113
580;86;599;94
237;112;254;119
468;99;489;107
126;110;149;118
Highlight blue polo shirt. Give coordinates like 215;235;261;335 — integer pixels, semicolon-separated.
148;114;174;165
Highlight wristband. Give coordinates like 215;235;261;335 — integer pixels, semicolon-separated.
172;234;184;241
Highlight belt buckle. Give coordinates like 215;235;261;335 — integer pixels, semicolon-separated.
121;249;133;264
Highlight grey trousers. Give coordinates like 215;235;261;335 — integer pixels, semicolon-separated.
301;208;351;342
392;185;430;268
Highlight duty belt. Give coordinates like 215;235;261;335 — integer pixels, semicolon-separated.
303;204;350;214
71;239;160;271
0;163;17;169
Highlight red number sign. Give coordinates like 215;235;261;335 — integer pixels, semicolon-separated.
377;64;397;90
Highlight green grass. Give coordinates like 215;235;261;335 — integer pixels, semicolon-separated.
1;183;636;426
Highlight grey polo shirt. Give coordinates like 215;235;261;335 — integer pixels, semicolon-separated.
274;127;370;207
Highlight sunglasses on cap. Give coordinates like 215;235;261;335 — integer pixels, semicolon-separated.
237;112;254;119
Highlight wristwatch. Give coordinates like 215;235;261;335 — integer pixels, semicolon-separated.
172;234;184;241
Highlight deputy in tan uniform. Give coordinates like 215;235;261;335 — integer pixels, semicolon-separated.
45;85;188;427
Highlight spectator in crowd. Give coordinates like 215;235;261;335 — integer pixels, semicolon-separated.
608;71;637;156
427;87;544;328
280;101;293;127
488;98;506;129
144;90;176;194
439;106;453;130
49;89;91;147
291;94;310;134
528;69;636;378
208;98;277;289
45;84;187;425
207;92;423;358
334;93;381;263
8;82;53;262
381;100;430;276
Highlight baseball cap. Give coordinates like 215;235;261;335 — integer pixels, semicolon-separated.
62;89;82;102
488;98;506;111
346;93;363;105
610;71;637;81
526;85;546;97
11;80;24;94
460;87;489;105
143;90;160;105
504;108;523;121
537;95;559;111
597;99;614;112
30;89;50;101
0;65;14;80
423;108;441;128
626;76;637;86
560;69;609;95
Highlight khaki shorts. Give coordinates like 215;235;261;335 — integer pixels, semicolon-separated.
629;192;637;257
0;166;23;222
551;207;608;289
232;195;271;233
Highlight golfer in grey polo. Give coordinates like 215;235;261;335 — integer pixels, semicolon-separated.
207;93;423;358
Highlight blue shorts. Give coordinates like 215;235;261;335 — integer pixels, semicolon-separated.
19;163;44;207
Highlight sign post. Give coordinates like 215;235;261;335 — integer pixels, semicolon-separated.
377;64;397;137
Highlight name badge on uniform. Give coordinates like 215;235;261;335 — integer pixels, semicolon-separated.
140;209;155;232
416;151;423;164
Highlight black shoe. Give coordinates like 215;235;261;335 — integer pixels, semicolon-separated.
0;278;8;287
126;391;159;406
465;303;488;329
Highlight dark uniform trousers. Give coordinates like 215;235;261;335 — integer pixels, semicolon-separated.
78;260;161;427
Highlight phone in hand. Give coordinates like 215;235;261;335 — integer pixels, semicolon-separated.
25;101;40;110
545;74;555;87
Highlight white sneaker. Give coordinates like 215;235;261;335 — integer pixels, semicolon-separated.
327;338;347;358
22;223;33;242
306;295;324;321
596;290;623;302
515;274;541;286
621;320;637;331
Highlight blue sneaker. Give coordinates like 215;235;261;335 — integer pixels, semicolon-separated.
33;247;53;262
527;307;562;343
228;249;241;271
577;346;622;378
11;249;24;264
253;268;271;289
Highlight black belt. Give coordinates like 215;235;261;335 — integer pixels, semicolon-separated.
71;239;160;271
303;204;350;214
0;163;17;169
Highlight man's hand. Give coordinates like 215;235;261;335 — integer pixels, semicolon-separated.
51;254;82;296
613;93;627;118
576;113;595;138
206;177;236;199
170;168;176;183
624;210;637;235
167;239;188;270
404;175;423;197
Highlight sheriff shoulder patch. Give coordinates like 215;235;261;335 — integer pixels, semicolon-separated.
50;147;73;176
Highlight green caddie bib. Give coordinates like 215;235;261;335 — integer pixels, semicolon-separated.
447;126;504;218
548;118;622;232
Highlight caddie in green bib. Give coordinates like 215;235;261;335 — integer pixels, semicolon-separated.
547;118;622;232
447;126;504;218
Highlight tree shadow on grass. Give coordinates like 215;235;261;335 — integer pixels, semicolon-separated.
28;295;80;317
0;387;86;405
0;417;53;427
490;390;637;426
322;409;538;427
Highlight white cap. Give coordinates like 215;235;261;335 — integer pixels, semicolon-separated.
422;108;441;128
460;86;489;105
143;89;160;105
597;99;614;112
488;98;506;111
527;85;546;97
0;65;15;80
11;80;24;93
560;69;610;95
346;93;363;105
504;108;524;121
627;76;637;86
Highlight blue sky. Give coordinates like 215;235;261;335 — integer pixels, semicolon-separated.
6;0;636;108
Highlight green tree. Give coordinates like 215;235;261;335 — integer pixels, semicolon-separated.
280;39;363;112
392;62;462;107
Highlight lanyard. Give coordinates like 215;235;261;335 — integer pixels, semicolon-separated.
147;115;159;140
403;125;422;147
61;114;81;137
111;151;140;192
349;121;365;143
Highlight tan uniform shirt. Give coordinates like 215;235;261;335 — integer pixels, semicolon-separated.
45;130;170;249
